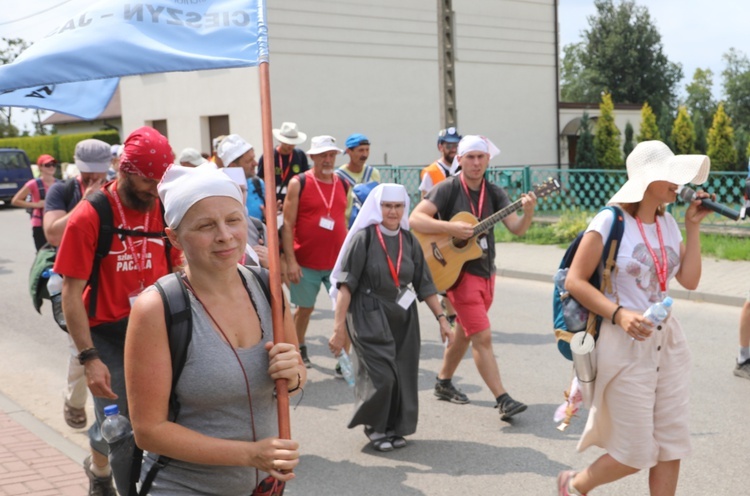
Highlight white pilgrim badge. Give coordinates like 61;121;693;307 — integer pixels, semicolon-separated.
396;287;417;310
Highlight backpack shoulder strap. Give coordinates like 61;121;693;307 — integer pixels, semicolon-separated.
35;178;46;201
251;177;263;199
362;165;373;183
598;205;625;295
86;191;115;318
335;167;356;187
135;273;192;496
440;177;461;221
238;264;272;304
297;171;307;195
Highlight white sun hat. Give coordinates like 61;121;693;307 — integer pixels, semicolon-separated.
608;140;710;205
273;122;307;145
307;135;343;156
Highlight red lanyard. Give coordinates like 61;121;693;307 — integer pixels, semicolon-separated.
111;187;150;288
375;227;403;288
634;216;668;293
308;171;337;216
460;174;486;218
277;148;294;184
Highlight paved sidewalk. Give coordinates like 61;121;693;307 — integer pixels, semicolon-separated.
0;394;87;496
1;241;746;495
496;241;750;307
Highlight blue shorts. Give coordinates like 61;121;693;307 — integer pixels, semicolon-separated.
289;266;332;308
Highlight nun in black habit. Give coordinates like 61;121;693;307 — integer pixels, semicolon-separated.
329;183;453;452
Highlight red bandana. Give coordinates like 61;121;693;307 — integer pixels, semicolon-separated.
119;126;174;180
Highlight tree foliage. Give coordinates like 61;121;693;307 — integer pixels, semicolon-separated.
0;37;30;138
575;112;597;168
637;102;660;142
707;103;738;171
671;106;696;154
685;68;716;131
594;93;622;168
721;48;750;134
657;103;675;151
693;113;707;154
559;0;682;112
623;121;634;157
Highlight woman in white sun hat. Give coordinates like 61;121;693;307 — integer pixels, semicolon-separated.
558;141;712;496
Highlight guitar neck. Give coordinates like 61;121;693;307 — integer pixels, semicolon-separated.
472;198;523;236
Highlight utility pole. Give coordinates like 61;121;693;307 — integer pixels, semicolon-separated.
437;0;457;128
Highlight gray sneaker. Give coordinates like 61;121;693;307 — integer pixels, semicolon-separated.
495;395;528;421
434;379;470;404
300;345;312;369
734;359;750;380
83;456;116;496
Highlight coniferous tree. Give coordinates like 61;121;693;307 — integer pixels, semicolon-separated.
671;106;696;154
623;122;635;158
594;93;622;168
693;113;707;154
575;112;597;168
657;103;675;151
707;103;738;170
637;102;660;142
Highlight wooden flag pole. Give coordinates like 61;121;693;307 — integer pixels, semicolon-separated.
258;59;291;440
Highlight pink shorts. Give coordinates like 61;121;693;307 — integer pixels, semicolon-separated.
446;272;494;336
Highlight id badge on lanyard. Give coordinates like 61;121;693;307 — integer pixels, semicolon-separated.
319;216;335;230
396;287;417;310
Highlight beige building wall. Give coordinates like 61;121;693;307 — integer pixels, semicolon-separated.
119;0;559;168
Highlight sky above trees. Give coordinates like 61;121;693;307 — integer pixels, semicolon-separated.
559;0;748;100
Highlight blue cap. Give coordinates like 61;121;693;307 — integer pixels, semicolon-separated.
345;133;370;150
104;404;119;416
437;127;461;144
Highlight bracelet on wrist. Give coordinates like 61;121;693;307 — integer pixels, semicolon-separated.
287;372;302;393
77;347;99;365
435;313;446;322
611;305;624;325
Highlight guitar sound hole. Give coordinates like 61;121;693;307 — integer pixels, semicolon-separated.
452;238;468;249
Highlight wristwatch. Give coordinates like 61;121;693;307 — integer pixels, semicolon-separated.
77;347;100;365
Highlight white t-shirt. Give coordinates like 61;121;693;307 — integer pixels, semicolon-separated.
586;208;682;312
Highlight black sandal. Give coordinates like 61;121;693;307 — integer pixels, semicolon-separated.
390;436;407;449
371;438;394;452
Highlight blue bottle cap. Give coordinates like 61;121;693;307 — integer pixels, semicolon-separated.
104;404;119;416
663;296;673;307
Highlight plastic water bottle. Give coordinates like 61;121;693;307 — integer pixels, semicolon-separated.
47;271;66;329
643;296;673;326
338;350;356;387
101;404;132;444
101;404;134;496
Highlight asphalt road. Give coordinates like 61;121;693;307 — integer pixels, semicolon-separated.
0;206;747;495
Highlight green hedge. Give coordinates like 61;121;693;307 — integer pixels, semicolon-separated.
0;130;120;164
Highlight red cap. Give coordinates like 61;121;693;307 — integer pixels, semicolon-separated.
37;154;58;166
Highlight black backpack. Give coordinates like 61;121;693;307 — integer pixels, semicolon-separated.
85;190;174;318
127;264;272;496
25;178;47;216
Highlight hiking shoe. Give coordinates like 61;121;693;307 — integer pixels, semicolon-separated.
83;455;116;496
734;358;750;380
434;379;469;404
335;363;344;379
300;345;312;369
495;394;527;421
557;470;586;496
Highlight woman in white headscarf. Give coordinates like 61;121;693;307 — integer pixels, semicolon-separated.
328;183;453;452
558;141;712;496
124;165;305;495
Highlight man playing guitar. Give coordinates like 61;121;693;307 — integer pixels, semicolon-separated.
409;135;537;421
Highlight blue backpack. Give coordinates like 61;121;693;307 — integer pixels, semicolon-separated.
553;206;624;360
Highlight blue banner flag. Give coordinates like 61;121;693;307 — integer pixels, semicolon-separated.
0;0;266;93
0;79;120;120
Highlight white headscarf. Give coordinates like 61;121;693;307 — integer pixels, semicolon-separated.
329;183;410;303
452;135;501;170
158;164;244;229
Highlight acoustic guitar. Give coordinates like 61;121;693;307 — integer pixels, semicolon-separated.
413;178;561;292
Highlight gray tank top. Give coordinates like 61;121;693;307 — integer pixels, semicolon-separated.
142;270;277;495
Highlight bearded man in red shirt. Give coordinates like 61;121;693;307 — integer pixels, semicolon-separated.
55;127;180;496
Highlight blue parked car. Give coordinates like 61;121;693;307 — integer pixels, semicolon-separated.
0;148;33;204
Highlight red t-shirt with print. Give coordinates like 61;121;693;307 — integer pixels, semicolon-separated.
54;183;181;328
